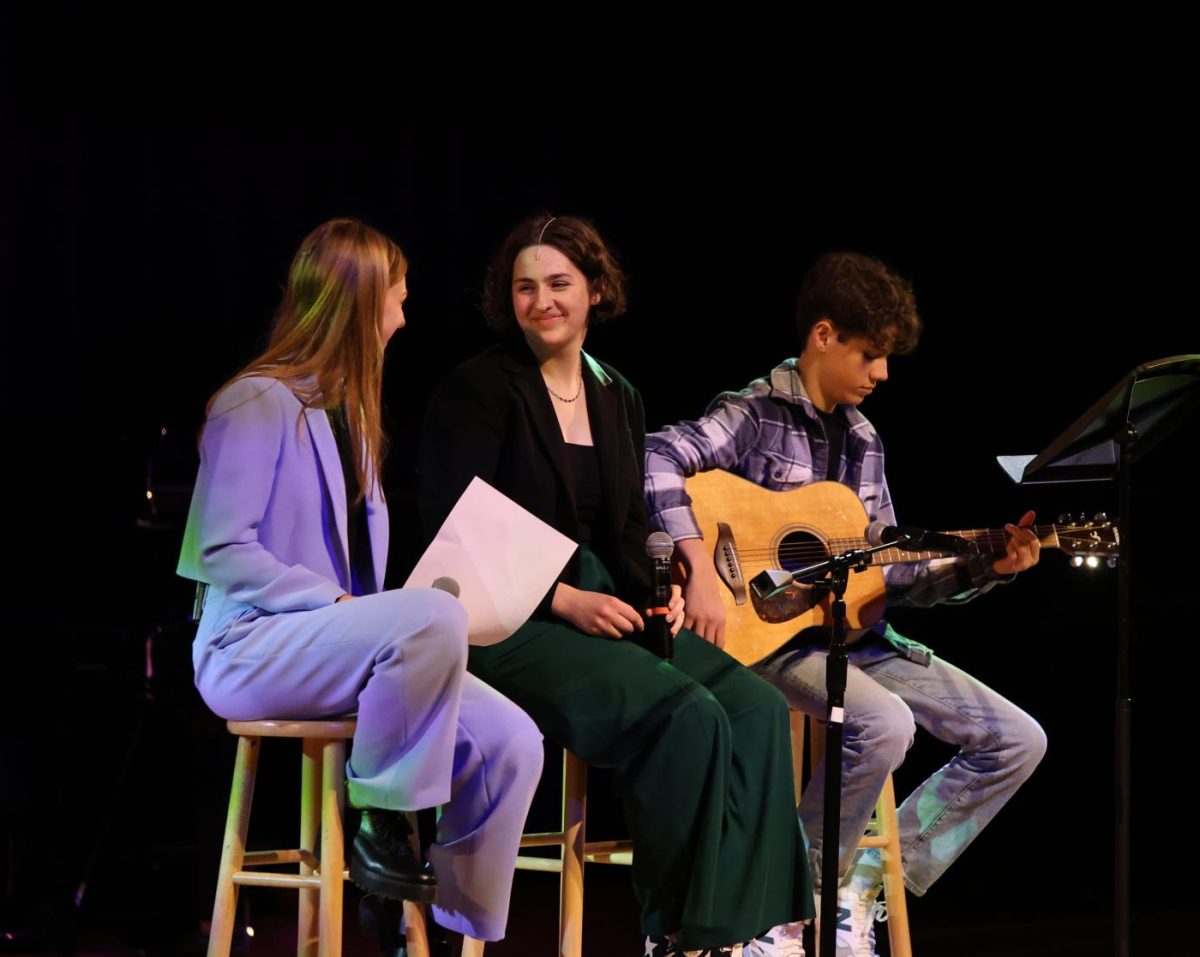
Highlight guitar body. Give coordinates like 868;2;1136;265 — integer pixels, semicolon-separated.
684;472;888;666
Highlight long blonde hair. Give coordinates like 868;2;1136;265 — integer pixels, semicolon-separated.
214;218;406;500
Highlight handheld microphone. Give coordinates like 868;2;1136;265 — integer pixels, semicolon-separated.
642;531;675;659
865;521;974;555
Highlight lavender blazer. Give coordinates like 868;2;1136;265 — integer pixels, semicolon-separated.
177;375;389;647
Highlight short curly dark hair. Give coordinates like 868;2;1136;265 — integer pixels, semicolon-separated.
482;212;628;335
796;252;921;355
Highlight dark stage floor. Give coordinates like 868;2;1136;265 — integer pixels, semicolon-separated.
1;869;1186;957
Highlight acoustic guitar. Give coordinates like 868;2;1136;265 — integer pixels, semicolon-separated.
681;470;1119;666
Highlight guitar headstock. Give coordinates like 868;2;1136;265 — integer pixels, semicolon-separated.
1053;513;1120;568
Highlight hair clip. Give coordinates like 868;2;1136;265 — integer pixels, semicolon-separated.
534;217;557;260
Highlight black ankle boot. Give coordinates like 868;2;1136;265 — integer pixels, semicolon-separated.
349;809;438;902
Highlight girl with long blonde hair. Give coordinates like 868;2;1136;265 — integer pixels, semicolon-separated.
179;218;542;953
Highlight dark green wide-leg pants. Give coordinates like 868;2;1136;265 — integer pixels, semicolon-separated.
468;554;814;949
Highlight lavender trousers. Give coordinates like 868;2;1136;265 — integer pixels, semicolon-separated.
193;588;543;941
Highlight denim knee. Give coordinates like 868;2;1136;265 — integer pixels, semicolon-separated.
850;693;914;769
1003;711;1047;780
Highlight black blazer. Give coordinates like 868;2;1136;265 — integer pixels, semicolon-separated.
419;341;652;616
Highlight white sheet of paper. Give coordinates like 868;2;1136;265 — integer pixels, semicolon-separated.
404;476;578;645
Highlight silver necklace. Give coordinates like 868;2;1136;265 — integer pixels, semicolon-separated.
544;365;584;403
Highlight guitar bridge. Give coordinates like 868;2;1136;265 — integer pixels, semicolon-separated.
714;522;747;606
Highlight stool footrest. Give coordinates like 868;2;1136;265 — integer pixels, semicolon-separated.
581;840;632;860
515;838;634;873
242;849;319;868
585;850;633;865
514;855;565;873
233;868;350;889
518;832;566;847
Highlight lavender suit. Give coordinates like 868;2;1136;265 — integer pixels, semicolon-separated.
177;376;542;941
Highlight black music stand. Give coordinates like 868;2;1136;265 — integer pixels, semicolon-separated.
997;354;1200;957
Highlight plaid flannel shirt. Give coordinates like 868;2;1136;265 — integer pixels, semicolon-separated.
644;358;1007;611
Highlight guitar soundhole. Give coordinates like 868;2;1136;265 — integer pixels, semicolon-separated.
777;530;829;580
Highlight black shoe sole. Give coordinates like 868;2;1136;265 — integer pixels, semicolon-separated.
349;859;439;903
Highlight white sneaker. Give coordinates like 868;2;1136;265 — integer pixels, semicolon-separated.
743;921;806;956
833;884;884;957
645;938;745;957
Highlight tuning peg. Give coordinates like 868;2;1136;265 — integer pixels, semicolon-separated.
1107;556;1118;568
1093;512;1108;522
1058;513;1069;524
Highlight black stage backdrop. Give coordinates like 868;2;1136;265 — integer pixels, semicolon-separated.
1;5;1195;953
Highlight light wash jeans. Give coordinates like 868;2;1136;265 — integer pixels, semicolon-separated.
755;627;1046;895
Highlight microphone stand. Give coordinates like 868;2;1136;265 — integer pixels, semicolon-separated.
758;537;898;957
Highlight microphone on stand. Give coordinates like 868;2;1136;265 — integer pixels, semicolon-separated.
642;531;675;659
865;521;974;555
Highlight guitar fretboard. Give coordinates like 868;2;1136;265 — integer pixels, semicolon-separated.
813;525;1061;566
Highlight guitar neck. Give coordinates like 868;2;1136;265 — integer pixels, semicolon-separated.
834;524;1062;566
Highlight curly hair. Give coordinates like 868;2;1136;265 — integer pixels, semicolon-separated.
481;212;627;335
796;251;921;355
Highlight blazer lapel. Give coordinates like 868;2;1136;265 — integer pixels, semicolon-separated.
303;405;351;587
365;477;389;592
582;352;624;536
503;348;575;506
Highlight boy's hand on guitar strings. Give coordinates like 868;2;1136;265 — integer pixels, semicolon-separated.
992;510;1041;576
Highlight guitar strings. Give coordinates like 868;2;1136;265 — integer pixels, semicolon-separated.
730;524;1062;562
697;517;1113;565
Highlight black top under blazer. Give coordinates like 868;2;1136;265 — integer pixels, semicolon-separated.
419;340;653;617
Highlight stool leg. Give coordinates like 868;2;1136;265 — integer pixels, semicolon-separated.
789;710;807;804
319;739;347;957
402;900;431;957
877;775;912;957
560;751;586;957
298;738;323;957
402;811;432;957
208;735;260;957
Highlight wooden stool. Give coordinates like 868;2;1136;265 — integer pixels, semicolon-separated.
793;712;912;957
515;749;633;957
207;718;431;957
